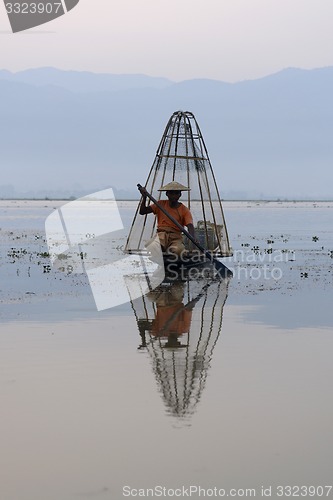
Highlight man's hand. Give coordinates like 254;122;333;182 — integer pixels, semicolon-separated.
137;185;148;197
138;185;153;215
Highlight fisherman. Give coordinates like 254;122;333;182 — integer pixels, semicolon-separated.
138;181;196;259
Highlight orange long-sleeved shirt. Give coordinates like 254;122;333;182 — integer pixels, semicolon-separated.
151;201;193;232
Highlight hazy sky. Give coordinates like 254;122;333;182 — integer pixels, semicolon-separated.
1;0;333;81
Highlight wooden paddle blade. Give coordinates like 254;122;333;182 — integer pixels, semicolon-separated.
213;259;233;278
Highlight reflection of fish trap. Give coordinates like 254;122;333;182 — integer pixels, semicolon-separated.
130;277;230;420
125;110;233;257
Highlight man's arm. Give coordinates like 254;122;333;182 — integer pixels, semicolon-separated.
138;186;153;215
183;206;197;241
187;223;196;240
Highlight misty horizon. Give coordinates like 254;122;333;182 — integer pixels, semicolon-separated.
1;65;332;200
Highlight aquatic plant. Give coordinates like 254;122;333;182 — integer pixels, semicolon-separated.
37;251;50;258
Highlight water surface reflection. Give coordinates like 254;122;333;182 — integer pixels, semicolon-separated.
130;275;230;421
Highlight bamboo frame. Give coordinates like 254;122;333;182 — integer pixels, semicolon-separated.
125;111;233;257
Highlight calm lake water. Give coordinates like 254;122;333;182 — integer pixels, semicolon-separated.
0;200;332;500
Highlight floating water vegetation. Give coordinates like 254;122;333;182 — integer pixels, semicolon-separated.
7;248;28;259
37;251;50;258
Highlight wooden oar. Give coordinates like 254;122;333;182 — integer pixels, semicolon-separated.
137;184;233;278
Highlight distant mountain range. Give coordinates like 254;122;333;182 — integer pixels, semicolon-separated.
0;66;332;199
0;68;173;93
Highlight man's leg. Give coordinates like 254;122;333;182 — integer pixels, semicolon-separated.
146;233;165;262
167;235;185;257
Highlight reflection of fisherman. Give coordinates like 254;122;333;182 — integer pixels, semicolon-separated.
148;282;190;347
139;282;202;349
138;182;196;260
133;277;229;420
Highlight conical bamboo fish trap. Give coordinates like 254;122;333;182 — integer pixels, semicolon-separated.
125;110;233;257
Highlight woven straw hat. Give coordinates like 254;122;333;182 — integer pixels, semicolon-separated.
158;181;190;191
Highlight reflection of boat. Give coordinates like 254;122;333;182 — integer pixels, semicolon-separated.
130;276;230;422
